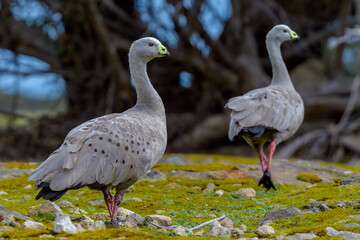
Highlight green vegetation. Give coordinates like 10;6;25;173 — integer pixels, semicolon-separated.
296;173;323;184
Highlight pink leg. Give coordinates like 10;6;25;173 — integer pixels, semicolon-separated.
267;141;276;171
104;191;114;218
110;194;123;223
259;152;267;173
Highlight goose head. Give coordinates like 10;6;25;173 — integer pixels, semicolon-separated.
129;37;170;62
266;24;299;43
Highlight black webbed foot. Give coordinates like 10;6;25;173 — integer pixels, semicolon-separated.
258;169;276;190
105;219;120;228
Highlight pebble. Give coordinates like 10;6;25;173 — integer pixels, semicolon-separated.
165;183;182;188
255;225;275;238
215;189;224;196
239;224;247;232
57;200;75;208
28;201;64;217
208;221;231;238
283;232;318;239
123;197;142;202
172;225;191;236
219;217;234;228
20;196;28;203
235;188;256;198
190;186;201;191
117;207;134;220
145;215;172;227
53;215;77;234
20;220;44;230
325;226;360;239
0;191;8;195
230;228;244;238
87;200;105;206
22;184;32;189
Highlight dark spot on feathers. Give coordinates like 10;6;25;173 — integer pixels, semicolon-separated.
132;150;134;153
99;137;103;140
82;127;89;130
88;143;92;147
86;124;92;127
138;137;141;140
146;142;150;145
117;143;120;147
131;140;134;144
94;149;98;152
137;142;140;146
116;159;118;163
125;146;129;151
106;154;108;157
130;165;133;168
137;151;139;155
126;139;128;142
143;149;145;152
115;135;119;138
108;138;112;142
101;150;105;154
122;160;125;164
110;131;113;134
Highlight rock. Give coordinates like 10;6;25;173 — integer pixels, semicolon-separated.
0;203;31;224
116;207;134;220
77;191;85;196
145;215;172;227
208;221;231;238
79;215;94;229
325;226;360;239
203;183;216;193
219;217;234;228
0;226;14;232
284;232;318;239
230;228;244;238
141;170;167;182
40;234;54;238
0;191;8;195
123;197;142;202
308;198;317;203
256;206;302;226
22;184;32;189
215;189;224;196
190;186;201;191
343;222;360;228
300;202;330;213
87;200;105;206
238;238;258;240
53;215;77;234
126;185;135;192
0;166;33;180
125;213;145;227
91;212;108;220
93;220;106;230
57;200;75;209
172;225;191;236
350;214;360;219
255;225;275;238
340;174;360;185
194;229;205;236
156;228;168;235
20;196;28;203
239;224;247;232
165;183;182;188
235;188;256;198
28;201;63;218
20;220;44;230
159;155;189;164
75;223;85;232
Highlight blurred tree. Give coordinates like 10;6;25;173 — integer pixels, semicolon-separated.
0;0;359;162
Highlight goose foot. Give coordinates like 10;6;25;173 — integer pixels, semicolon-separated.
105;219;120;228
258;169;276;190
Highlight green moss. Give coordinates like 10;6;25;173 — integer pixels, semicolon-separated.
296;173;323;184
0;161;39;169
153;163;239;172
320;162;360;173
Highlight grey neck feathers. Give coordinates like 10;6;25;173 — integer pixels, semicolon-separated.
129;55;165;120
266;38;294;89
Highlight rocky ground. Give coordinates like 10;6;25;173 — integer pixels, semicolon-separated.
0;154;359;239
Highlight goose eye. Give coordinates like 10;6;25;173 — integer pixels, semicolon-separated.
283;29;287;33
148;42;154;47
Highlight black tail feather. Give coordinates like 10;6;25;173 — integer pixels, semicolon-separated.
35;186;68;202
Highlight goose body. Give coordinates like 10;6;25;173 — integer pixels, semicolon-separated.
225;25;304;190
28;37;170;224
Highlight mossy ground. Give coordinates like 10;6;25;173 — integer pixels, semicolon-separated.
0;154;360;239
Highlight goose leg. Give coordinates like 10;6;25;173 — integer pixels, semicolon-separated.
110;193;123;223
259;152;267;173
103;191;114;219
258;141;276;190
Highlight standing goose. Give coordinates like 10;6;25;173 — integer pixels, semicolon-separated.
28;37;169;225
225;25;304;190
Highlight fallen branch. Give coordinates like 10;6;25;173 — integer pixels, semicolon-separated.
190;214;226;231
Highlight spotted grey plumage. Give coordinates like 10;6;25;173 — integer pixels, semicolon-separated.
28;37;169;225
225;25;304;190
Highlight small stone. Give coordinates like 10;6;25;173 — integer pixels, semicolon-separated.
28;201;64;218
215;189;224;196
79;209;88;215
53;215;77;234
235;188;256;198
125;213;145;227
239;224;247;232
0;191;8;195
141;169;167;182
325;226;360;239
126;185;135;192
22;184;32;189
75;223;85;232
230;228;244;238
119;221;133;229
123;197;142;202
255;225;275;238
156;228;167;235
145;215;172;227
93;220;106;230
155;210;165;214
87;200;105;206
148;185;155;188
20;220;44;230
350;214;360;219
219;217;234;228
0;226;14;232
318;203;330;211
117;207;134;220
203;183;216;193
190;186;201;191
79;215;94;229
284;232;318;239
238;238;259;240
194;229;205;236
40;234;54;238
308;198;317;203
256;206;302;226
77;191;85;195
91;212;108;220
57;200;75;209
208;221;231;238
343;222;360;228
172;225;191;236
20;196;28;203
165;183;182;188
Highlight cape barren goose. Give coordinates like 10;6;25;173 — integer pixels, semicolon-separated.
28;37;169;225
225;25;304;190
